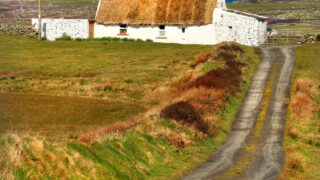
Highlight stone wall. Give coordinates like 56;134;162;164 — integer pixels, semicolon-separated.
31;19;89;41
0;24;37;37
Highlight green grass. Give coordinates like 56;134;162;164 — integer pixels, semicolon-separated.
281;45;320;179
0;50;260;179
0;35;261;179
0;33;212;138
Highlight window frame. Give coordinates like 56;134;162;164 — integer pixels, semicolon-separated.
157;25;167;39
118;24;128;36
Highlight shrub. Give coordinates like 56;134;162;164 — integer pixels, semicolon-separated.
112;37;121;41
146;39;153;42
160;101;209;133
41;37;47;41
75;38;84;41
100;37;112;41
287;156;305;172
127;38;136;42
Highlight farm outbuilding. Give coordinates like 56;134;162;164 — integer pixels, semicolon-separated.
32;0;268;46
94;0;268;46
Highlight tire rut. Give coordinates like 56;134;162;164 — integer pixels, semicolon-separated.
182;46;295;180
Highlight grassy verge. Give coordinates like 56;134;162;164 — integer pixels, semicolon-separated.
280;45;320;179
0;40;261;179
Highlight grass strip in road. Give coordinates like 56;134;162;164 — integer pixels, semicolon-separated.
217;49;280;179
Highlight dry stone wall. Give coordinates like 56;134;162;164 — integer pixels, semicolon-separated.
31;19;89;41
0;24;37;37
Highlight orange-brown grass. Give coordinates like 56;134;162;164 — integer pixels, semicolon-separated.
290;78;314;121
290;92;314;120
287;155;305;172
190;52;212;68
294;78;313;96
289;126;299;139
77;119;139;143
160;43;246;135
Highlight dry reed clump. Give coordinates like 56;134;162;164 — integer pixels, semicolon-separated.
289;126;299;139
77;120;139;143
294;78;313;96
287;155;305;172
290;78;315;120
290;92;314;120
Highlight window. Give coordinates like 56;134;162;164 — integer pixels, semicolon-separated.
119;24;128;35
159;25;166;37
182;27;186;33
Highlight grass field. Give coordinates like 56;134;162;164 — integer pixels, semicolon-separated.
228;1;320;37
0;34;261;179
0;34;212;138
228;1;320;19
280;45;320;179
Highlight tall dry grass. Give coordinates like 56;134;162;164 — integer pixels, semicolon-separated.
290;78;315;120
78;119;139;143
159;43;247;136
77;43;248;146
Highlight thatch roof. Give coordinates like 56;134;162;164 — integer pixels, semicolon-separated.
96;0;218;26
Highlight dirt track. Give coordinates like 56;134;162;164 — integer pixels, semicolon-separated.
182;46;295;180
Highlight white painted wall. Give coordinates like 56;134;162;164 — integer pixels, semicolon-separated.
212;9;267;46
94;24;216;45
94;8;267;46
31;19;89;41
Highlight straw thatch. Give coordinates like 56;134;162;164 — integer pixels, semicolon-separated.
96;0;218;25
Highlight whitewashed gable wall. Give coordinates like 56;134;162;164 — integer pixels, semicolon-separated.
32;19;89;41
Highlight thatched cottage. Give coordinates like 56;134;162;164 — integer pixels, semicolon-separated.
94;0;268;46
32;0;268;46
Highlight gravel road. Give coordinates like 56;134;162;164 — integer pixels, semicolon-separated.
182;46;295;180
